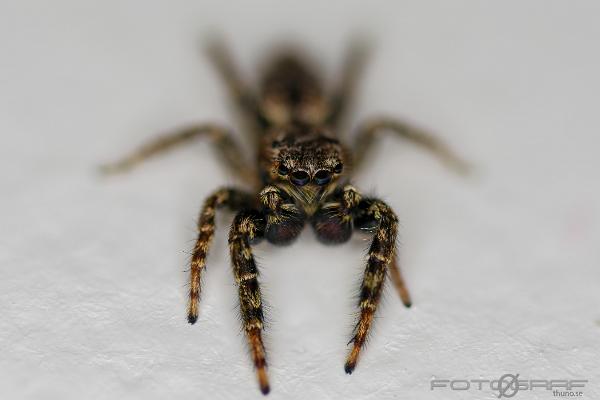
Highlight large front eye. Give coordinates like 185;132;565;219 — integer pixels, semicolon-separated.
290;170;309;186
314;170;332;185
278;164;289;175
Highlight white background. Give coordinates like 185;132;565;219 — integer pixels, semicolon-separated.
1;1;599;399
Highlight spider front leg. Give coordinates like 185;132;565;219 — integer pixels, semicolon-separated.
228;210;270;394
345;198;400;374
353;197;412;308
352;117;470;175
187;188;254;324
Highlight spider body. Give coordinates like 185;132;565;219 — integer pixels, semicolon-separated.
103;41;467;395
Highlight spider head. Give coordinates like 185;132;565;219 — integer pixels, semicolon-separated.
266;126;347;199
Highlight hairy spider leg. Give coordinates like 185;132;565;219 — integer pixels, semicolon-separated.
328;40;371;130
206;40;268;140
229;210;270;394
388;254;412;308
100;124;258;186
352;117;470;175
187;188;255;324
345;198;399;374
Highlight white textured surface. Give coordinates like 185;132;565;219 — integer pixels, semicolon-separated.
1;1;599;399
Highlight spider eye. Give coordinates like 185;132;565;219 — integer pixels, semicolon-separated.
290;170;309;186
333;163;343;174
278;164;289;175
314;170;332;186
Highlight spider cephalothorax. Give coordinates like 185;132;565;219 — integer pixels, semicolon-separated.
261;125;347;208
103;40;467;395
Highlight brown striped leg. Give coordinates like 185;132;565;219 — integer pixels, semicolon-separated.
345;199;399;374
352;117;470;175
187;188;254;324
389;254;412;308
228;210;270;395
100;124;259;186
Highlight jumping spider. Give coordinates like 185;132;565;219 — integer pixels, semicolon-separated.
102;41;467;395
